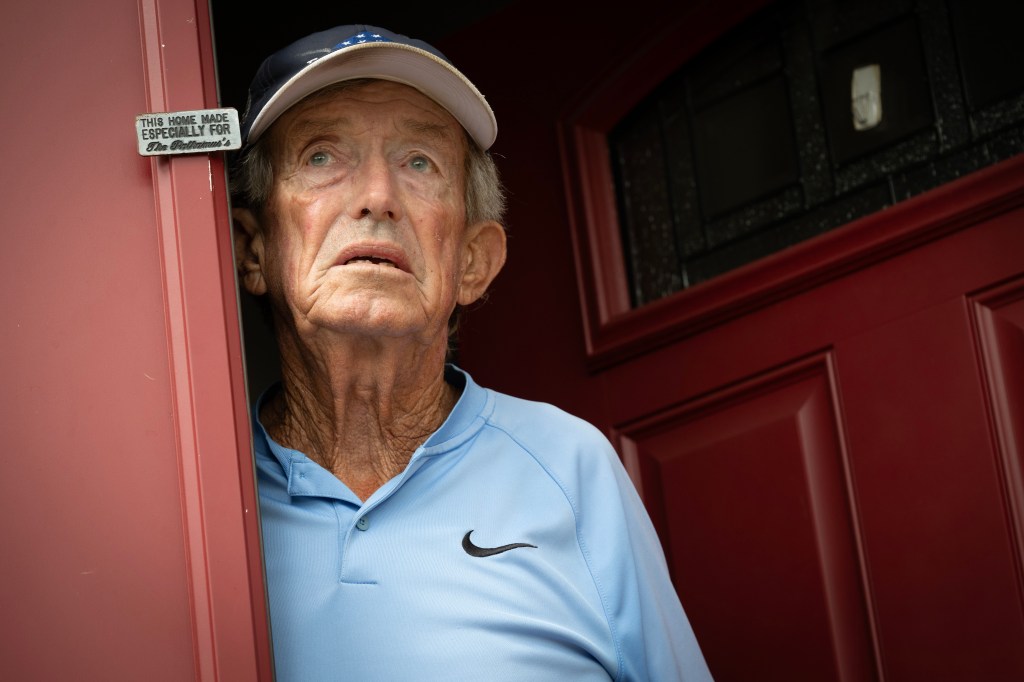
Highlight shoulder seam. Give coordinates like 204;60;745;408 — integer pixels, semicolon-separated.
481;419;626;680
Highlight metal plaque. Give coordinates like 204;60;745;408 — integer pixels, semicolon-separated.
135;108;242;156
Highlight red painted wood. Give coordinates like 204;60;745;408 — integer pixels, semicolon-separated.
620;356;877;681
2;0;270;678
563;134;1024;368
598;203;1024;425
971;282;1024;586
838;298;1024;680
1;0;196;678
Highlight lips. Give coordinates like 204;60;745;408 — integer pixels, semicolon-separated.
335;243;410;272
346;255;397;267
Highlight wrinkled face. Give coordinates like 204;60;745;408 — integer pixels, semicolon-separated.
256;80;473;346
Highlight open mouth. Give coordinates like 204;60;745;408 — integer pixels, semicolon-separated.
336;243;410;272
344;256;398;268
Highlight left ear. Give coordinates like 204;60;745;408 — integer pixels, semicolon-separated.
232;206;269;296
457;220;507;306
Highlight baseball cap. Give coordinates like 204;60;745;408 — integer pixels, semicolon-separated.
240;25;497;150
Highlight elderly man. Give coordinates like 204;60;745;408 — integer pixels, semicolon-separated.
230;24;712;681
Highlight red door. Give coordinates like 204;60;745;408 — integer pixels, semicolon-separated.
609;168;1024;680
447;2;1024;679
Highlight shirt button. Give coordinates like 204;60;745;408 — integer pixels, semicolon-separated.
356;516;370;531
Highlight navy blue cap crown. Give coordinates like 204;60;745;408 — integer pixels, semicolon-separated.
239;24;497;150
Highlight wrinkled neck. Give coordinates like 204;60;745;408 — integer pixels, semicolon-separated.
262;323;457;500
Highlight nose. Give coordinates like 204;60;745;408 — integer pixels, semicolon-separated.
351;154;401;222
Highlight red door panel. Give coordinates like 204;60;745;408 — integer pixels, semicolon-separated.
621;355;877;681
838;296;1024;680
972;281;1024;561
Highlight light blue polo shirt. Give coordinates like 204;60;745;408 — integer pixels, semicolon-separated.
254;366;712;681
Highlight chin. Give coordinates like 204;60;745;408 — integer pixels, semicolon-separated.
305;307;426;339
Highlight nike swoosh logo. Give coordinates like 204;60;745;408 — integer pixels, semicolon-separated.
462;530;537;557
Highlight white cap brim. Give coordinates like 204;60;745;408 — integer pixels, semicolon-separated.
246;42;497;150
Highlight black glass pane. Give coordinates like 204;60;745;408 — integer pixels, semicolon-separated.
693;75;800;219
610;103;683;305
948;0;1024;110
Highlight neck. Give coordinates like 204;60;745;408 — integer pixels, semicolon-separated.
262;327;458;501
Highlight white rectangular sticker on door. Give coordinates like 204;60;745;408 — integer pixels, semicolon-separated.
135;108;242;156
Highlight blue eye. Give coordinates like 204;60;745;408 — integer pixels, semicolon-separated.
309;151;330;166
409;155;431;172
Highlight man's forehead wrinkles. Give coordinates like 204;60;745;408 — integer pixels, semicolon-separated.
401;118;461;146
280;100;456;139
289;115;458;144
289;116;350;141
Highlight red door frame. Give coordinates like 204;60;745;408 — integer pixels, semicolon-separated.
139;0;272;676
